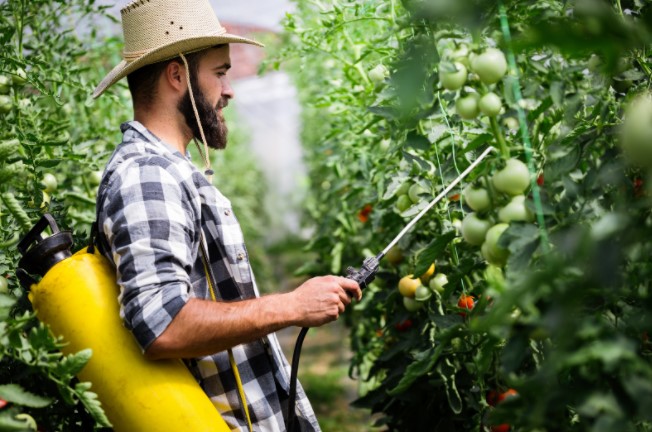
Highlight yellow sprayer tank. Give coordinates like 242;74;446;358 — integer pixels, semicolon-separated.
17;214;229;432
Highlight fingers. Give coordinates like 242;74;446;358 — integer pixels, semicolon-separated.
337;276;362;301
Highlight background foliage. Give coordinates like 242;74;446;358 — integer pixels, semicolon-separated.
272;0;652;430
0;0;271;429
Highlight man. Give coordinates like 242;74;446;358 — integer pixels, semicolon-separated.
92;1;361;430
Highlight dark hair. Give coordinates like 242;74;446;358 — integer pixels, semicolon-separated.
126;50;204;108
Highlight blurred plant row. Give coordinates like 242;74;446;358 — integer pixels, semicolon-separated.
273;0;652;430
0;0;271;429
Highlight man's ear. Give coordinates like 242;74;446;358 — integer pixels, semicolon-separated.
164;60;186;93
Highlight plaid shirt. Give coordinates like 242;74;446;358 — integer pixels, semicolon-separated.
96;121;319;431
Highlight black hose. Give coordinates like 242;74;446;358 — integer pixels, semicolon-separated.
286;326;309;432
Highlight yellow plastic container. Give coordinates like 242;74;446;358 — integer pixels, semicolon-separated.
29;248;229;432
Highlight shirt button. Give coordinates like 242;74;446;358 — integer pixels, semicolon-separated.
224;209;231;216
237;252;245;260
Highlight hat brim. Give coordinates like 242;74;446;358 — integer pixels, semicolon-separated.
93;33;264;98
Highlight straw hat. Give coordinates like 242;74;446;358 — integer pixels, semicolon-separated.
93;0;264;98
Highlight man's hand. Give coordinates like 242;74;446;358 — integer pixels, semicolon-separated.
289;276;362;328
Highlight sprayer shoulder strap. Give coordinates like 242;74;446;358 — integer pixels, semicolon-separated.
199;232;253;432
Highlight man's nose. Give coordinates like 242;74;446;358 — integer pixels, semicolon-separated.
221;76;235;100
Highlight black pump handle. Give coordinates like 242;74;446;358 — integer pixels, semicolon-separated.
17;213;61;255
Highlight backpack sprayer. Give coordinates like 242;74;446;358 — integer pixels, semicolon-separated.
286;146;495;431
15;215;230;431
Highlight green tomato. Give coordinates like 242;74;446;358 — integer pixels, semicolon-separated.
368;64;389;84
385;245;404;266
481;240;507;267
396;194;413;212
471;48;508;85
396;181;411;196
485;223;510;262
0;95;11;114
456;94;479;120
403;296;424;312
0;76;9;95
12;69;27;86
0;277;8;294
429;273;449;293
41;173;58;194
503;116;519;131
461;212;492;245
492;159;530;196
439;62;468;91
415;285;432;301
89;170;103;187
463;184;491;212
498;195;534;223
408;183;427;203
621;92;652;167
450;45;470;68
479;92;502;117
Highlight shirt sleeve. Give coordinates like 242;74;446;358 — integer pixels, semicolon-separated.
100;157;197;351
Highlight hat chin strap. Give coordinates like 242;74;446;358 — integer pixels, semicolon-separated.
179;53;214;183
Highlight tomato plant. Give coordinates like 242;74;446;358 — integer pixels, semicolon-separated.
276;0;652;430
0;0;274;429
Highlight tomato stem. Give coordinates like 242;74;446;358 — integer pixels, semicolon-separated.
489;116;509;159
615;0;624;17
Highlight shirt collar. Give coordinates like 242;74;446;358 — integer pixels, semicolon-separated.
121;120;188;158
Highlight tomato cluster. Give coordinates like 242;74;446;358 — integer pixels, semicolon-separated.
459;157;534;267
396;263;444;312
439;47;507;121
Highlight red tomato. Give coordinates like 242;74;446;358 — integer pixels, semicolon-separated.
491;424;510;432
449;193;460;202
457;294;475;317
537;174;544;187
0;398;7;409
486;390;499;407
634;178;645;198
394;319;413;332
357;204;373;223
498;389;518;403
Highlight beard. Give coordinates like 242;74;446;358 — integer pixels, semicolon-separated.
177;77;228;150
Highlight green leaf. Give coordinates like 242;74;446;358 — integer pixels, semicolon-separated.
74;383;112;428
413;231;456;277
330;241;343;274
436;358;462;414
388;345;442;395
402;150;435;173
550;81;564;107
0;410;33;431
382;175;408;201
502;223;541;271
405;131;431;152
55;349;92;377
0;385;52;408
34;159;63;168
464;133;493;153
429;314;462;330
544;144;581;182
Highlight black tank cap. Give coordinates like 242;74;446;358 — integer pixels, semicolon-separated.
17;213;73;278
